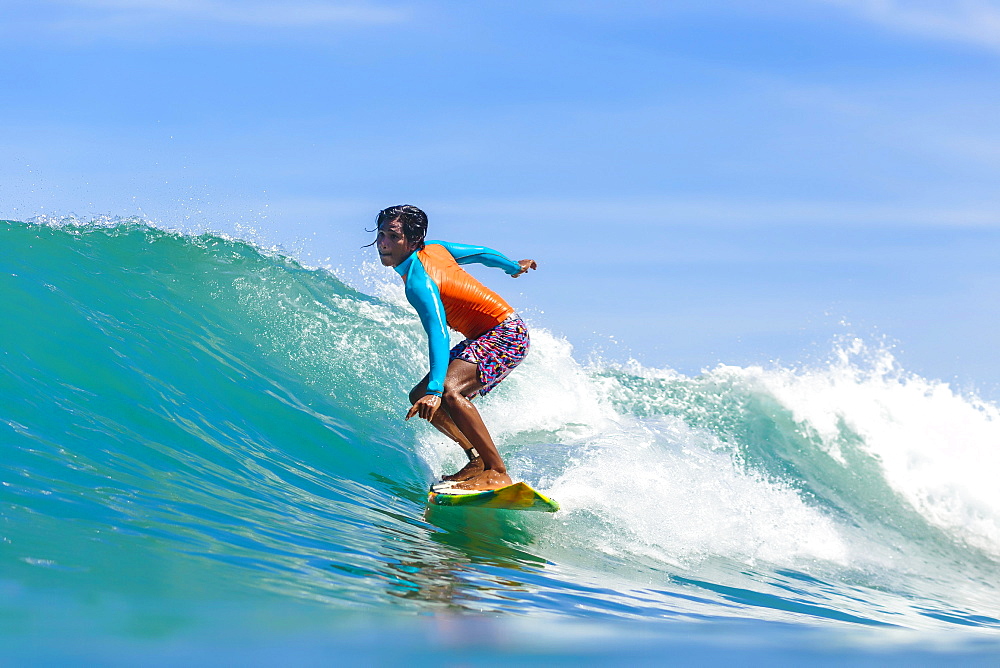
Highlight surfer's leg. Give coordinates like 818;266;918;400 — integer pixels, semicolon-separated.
409;377;485;481
409;377;476;449
439;359;512;491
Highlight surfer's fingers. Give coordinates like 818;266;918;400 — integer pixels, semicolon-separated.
405;404;418;421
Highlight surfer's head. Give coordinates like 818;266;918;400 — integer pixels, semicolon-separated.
372;205;427;267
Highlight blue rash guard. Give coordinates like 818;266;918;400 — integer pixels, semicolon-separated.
393;240;521;397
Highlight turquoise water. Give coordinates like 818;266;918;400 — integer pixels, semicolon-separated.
3;218;1000;663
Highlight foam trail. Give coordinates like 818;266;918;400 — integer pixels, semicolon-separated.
552;417;849;568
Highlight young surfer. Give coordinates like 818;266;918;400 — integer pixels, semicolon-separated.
372;205;536;491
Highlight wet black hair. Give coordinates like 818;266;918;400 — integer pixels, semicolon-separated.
364;204;428;250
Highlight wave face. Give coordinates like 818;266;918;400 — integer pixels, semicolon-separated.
3;219;1000;638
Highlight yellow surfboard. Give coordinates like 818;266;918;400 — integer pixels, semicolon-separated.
427;481;559;512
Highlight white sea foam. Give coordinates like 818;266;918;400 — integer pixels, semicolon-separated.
414;327;850;570
546;414;850;569
737;338;1000;559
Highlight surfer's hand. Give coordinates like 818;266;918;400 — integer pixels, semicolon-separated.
406;394;441;422
512;259;536;278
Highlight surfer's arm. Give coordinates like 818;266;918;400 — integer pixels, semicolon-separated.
402;256;450;398
427;240;525;276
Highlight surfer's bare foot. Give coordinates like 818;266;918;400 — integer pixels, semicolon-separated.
441;456;484;482
452;469;512;491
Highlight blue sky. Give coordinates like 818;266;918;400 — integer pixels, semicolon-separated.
3;1;1000;395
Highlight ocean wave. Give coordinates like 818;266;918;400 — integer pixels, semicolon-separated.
3;218;999;631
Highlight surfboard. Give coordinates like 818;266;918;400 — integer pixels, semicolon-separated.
427;481;559;512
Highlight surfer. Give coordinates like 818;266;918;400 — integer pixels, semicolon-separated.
371;205;536;491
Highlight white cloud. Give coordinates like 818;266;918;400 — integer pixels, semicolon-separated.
821;0;1000;51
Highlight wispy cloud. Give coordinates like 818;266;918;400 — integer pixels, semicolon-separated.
428;197;1000;228
12;0;407;39
74;0;405;26
821;0;1000;51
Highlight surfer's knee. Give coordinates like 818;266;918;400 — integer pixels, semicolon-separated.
441;388;470;409
408;385;425;405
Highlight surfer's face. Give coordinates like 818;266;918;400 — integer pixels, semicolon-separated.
376;218;418;267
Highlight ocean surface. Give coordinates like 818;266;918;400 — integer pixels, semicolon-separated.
3;218;1000;664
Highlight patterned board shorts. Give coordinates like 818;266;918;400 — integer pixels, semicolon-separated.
449;314;530;398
